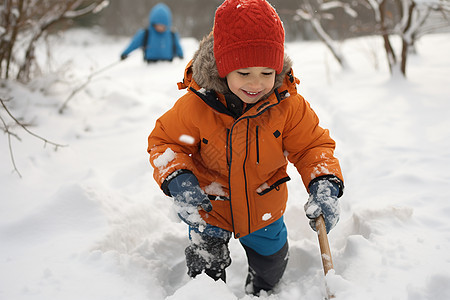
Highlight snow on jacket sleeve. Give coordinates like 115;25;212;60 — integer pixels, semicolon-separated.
147;95;200;188
283;94;343;192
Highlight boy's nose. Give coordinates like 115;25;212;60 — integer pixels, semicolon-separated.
247;78;263;90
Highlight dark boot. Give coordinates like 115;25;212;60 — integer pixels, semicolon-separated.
243;241;289;295
185;233;231;282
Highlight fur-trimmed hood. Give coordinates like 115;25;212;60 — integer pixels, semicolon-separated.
191;33;293;97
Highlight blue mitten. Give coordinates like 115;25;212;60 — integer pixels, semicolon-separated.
304;178;341;233
167;172;213;226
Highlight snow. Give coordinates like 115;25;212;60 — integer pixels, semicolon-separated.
262;213;272;221
179;134;195;145
1;28;450;299
204;182;227;197
153;148;176;168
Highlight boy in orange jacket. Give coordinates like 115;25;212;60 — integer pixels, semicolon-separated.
147;0;344;295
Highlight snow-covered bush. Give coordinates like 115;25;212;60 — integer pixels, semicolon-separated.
0;0;108;82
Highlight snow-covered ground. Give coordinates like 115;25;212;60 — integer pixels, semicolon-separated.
1;28;450;300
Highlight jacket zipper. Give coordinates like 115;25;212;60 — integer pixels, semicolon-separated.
255;125;260;165
227;90;283;237
226;128;230;168
243;119;251;235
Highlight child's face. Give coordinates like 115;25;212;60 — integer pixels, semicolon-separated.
226;67;276;104
153;24;166;33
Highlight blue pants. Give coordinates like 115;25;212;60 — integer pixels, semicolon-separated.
186;217;289;293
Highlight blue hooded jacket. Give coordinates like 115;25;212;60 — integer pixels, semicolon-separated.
121;3;183;61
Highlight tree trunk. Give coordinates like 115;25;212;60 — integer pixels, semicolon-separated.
379;0;397;74
1;0;26;79
400;1;417;77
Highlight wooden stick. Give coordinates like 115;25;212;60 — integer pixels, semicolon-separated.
316;215;334;275
316;215;335;299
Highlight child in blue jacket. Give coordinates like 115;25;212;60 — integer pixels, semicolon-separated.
120;3;183;62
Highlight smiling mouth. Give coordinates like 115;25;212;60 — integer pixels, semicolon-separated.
243;90;262;97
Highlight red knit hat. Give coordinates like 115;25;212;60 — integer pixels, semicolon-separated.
213;0;285;78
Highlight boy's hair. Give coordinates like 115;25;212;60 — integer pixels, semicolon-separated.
213;0;285;78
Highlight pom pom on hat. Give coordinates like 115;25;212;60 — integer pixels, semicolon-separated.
213;0;285;78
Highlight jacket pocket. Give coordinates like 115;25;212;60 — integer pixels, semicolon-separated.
257;176;291;196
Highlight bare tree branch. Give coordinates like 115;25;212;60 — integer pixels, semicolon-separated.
1;97;67;177
58;59;122;114
0;97;67;148
363;0;450;77
286;0;355;69
1;0;109;82
1;99;23;178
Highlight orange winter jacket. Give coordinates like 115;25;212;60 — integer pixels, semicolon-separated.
148;35;343;238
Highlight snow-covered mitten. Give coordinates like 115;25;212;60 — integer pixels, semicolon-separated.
304;178;341;233
168;172;213;226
